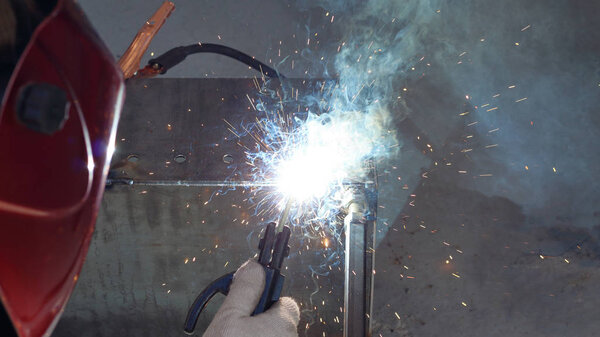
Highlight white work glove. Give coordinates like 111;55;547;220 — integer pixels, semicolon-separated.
203;260;300;337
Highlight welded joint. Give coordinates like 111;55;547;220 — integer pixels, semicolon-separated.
343;188;368;226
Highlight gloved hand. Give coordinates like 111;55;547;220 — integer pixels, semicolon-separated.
203;260;300;337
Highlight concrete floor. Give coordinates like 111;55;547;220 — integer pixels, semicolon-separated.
54;0;600;336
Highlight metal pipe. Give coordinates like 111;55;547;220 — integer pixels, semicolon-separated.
344;189;371;337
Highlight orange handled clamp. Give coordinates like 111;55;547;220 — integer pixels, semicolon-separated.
118;1;175;79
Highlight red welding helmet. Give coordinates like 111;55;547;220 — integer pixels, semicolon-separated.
0;1;124;336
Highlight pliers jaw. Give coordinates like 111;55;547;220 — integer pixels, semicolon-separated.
254;222;291;314
184;222;291;334
258;222;291;269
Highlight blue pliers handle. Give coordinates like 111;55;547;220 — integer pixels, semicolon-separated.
184;222;291;334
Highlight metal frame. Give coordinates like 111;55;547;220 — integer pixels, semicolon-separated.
110;78;377;337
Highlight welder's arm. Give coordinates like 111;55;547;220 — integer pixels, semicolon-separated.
203;260;300;337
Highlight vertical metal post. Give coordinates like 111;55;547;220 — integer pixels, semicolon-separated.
364;178;377;337
343;160;377;337
344;200;366;336
344;181;376;337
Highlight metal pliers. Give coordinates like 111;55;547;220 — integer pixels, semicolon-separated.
183;222;291;334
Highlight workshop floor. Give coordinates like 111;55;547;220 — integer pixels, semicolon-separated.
54;1;599;336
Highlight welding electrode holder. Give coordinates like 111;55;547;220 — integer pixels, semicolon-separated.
183;222;291;334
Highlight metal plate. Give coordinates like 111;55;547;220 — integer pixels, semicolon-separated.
108;78;316;184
